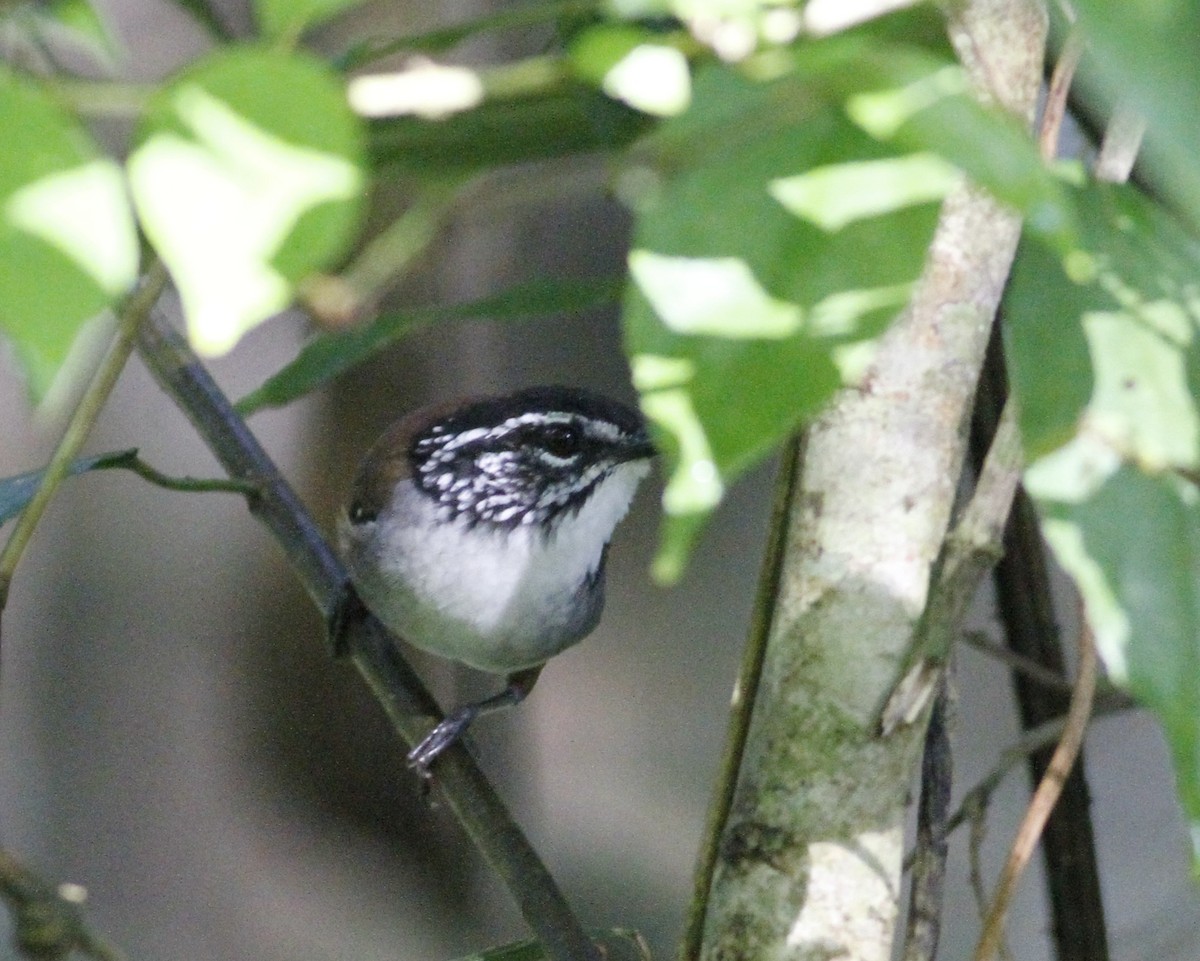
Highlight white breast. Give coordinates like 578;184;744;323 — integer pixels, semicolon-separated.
338;459;648;674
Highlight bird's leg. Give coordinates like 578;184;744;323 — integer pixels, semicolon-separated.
327;579;368;658
407;665;544;779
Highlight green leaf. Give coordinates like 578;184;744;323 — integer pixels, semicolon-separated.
623;66;946;581
570;25;691;116
236;276;621;414
448;930;648;961
256;0;369;41
127;46;367;357
0;449;137;526
1071;0;1200;231
790;24;1074;247
618;7;1078;579
1011;177;1200;856
0;70;139;401
1028;466;1200;839
1006;181;1200;465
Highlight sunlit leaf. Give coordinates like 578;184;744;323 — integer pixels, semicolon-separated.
1010;176;1200;854
0;70;139;400
789;22;1075;247
1006;180;1200;465
127;47;366;357
622;67;946;581
236;276;621;414
620;8;1074;580
570;26;691;117
348;62;484;119
606;0;804;60
1029;466;1200;841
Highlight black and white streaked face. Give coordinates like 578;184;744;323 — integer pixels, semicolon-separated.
409;386;655;530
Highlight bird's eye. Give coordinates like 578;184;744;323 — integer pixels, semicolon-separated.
540;423;583;460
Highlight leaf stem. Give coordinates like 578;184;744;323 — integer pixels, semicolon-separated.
106;454;261;496
1038;24;1082;160
0;261;168;616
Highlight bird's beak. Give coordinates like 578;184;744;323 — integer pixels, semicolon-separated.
626;435;658;463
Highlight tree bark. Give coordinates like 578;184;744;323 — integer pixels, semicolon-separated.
698;3;1047;959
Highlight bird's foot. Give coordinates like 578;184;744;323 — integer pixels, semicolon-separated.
406;707;480;780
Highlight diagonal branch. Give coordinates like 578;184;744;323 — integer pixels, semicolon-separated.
134;309;597;961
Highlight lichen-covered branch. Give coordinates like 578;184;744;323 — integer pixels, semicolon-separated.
696;3;1047;959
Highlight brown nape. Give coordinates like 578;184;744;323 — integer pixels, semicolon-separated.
346;397;475;523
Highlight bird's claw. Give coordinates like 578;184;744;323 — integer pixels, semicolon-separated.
406;709;479;780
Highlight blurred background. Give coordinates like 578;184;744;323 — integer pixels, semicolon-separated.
1;1;1199;959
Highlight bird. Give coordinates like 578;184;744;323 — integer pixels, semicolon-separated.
334;385;655;778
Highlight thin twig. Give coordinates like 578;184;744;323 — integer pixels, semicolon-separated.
0;262;168;615
903;692;1133;873
943;715;1072;850
1038;25;1083;160
973;618;1099;961
0;450;258;530
961;632;1073;692
967;803;995;951
901;671;953;961
134;310;598;961
972;273;1109;961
